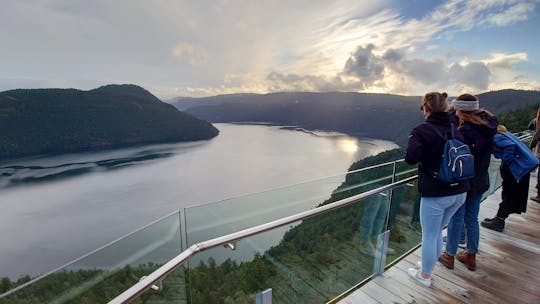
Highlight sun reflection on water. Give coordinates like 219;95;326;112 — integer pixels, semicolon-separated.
337;138;359;155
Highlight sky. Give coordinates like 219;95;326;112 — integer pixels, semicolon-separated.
1;0;539;99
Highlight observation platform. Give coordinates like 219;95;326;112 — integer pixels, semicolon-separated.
341;180;540;304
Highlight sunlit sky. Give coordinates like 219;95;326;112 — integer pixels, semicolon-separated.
1;0;539;99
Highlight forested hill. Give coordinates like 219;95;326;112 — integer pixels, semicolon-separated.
171;89;540;146
0;84;219;160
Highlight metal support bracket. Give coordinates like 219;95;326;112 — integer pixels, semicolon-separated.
223;242;236;250
139;276;162;292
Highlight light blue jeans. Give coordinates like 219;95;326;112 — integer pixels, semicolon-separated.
420;192;466;275
446;194;482;255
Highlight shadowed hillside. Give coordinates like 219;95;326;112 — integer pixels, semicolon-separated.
171;90;540;145
0;84;219;160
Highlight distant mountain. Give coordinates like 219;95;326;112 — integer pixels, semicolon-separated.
0;84;219;160
171;89;540;146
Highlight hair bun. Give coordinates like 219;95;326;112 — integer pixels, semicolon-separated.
441;92;448;98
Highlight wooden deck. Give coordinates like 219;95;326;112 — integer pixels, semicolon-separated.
339;179;540;304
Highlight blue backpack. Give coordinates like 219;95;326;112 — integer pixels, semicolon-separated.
426;123;475;184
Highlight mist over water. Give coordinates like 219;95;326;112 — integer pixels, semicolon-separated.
0;123;397;278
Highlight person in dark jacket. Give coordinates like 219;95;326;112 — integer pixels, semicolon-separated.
481;125;538;231
439;94;498;271
405;92;469;287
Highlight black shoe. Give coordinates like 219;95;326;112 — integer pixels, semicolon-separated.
531;196;540;203
483;217;497;222
481;217;505;232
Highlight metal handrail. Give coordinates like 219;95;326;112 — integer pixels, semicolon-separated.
108;175;418;303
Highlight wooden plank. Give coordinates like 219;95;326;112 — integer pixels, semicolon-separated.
400;257;511;304
360;279;407;304
382;264;465;303
337;289;379;304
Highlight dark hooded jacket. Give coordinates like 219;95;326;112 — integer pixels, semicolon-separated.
450;110;498;196
405;112;470;197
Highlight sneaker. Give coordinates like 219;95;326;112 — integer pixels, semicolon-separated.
481;217;505;232
483;217;496;222
531;196;540;203
407;268;432;287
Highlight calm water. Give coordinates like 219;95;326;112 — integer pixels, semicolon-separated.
0;123;397;278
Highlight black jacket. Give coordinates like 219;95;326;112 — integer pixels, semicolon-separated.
405;112;470;197
451;110;498;196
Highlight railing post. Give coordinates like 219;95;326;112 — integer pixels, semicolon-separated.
179;209;188;251
256;288;272;304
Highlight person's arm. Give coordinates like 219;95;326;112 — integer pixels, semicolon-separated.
405;128;422;165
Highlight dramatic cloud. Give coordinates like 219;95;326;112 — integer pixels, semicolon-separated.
343;44;385;87
0;0;538;97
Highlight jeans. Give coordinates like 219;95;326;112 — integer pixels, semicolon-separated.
447;194;482;255
359;193;389;243
420;192;466;275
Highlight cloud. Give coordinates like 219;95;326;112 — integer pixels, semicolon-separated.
483;52;528;69
449;61;491;89
0;0;537;97
482;2;536;27
266;72;359;92
171;43;208;65
343;44;385;87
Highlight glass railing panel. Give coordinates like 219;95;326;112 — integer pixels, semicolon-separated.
185;190;391;304
394;159;418;181
385;181;422;264
0;212;184;304
184;163;395;251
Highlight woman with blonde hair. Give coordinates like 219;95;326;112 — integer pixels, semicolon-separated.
405;92;469;286
439;94;498;271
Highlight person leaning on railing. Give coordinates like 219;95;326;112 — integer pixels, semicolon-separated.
481;125;539;232
404;92;470;287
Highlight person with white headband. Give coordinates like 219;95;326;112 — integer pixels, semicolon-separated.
439;94;498;271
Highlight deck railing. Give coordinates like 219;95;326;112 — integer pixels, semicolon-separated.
0;131;532;304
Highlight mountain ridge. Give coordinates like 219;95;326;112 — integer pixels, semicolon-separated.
171;89;540;145
0;84;219;160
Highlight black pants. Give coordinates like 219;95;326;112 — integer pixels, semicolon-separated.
497;166;530;219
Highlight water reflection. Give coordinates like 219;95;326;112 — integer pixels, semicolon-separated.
336;138;359;155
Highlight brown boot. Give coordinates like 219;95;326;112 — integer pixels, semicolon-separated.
438;252;454;269
457;251;476;271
